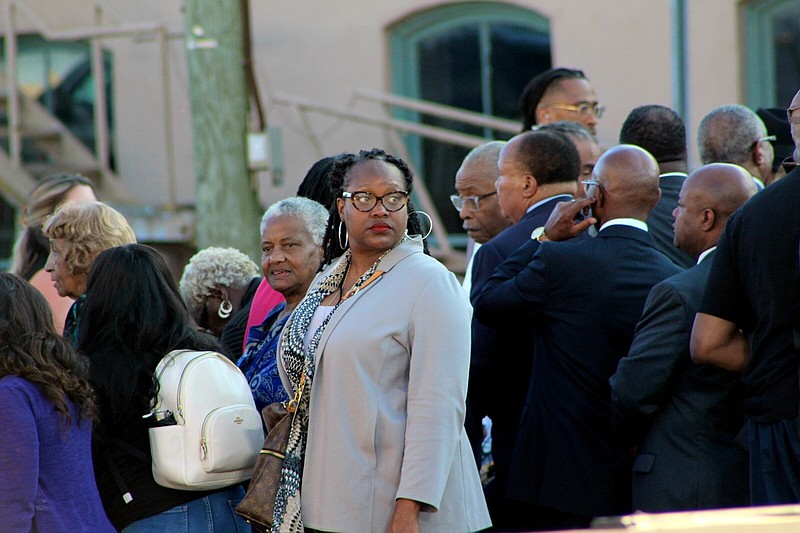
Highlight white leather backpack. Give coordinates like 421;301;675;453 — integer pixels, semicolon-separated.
148;349;264;490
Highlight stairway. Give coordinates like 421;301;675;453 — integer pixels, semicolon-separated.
0;73;131;207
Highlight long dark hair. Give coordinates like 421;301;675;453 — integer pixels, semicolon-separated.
77;244;218;434
0;273;96;429
320;148;429;266
296;153;352;261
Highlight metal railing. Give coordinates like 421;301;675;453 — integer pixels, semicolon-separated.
2;0;178;206
271;90;519;263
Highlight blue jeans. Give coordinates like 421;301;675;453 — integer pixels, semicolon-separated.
122;485;249;533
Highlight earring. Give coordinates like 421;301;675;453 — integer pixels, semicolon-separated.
411;211;433;240
338;221;349;249
218;299;233;319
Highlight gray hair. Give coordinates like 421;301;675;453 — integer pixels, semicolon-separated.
179;247;259;317
538;120;598;143
260;196;329;246
462;141;505;171
697;104;766;165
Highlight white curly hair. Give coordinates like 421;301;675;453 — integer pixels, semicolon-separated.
179;247;259;317
260;196;329;246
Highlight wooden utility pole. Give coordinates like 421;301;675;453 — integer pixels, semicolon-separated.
184;0;261;259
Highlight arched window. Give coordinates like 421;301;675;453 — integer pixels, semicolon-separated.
390;3;551;236
743;0;800;108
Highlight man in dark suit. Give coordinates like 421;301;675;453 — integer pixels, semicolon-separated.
619;104;694;268
467;130;580;529
473;145;683;530
610;163;756;512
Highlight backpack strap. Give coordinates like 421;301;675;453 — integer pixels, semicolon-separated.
103;438;150;504
102;447;135;504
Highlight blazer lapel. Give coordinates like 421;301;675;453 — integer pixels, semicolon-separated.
313;239;422;362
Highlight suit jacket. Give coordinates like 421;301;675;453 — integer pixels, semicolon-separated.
648;173;694;269
610;251;749;512
467;196;569;468
280;239;491;533
473;224;682;518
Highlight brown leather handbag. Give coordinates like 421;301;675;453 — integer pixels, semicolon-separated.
235;381;302;532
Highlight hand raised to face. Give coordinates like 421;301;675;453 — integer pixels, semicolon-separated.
542;196;597;242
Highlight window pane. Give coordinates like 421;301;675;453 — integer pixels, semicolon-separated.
490;23;551;121
416;22;551;235
418;25;483;235
771;6;800;106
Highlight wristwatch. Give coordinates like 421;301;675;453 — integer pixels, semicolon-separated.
531;226;549;243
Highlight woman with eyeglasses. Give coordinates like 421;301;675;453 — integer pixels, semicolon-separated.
271;149;491;532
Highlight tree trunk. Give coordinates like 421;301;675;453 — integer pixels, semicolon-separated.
184;0;261;259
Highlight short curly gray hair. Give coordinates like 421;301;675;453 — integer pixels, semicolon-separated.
698;104;766;165
260;197;329;246
179;247;259;318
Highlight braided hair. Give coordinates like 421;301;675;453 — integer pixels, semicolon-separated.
518;67;587;132
321;148;429;266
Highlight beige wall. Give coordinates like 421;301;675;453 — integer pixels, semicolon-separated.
7;0;749;210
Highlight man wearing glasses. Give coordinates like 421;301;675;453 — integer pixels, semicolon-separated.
697;104;775;190
452;141;512;275
467;130;581;530
518;67;604;135
692;89;800;506
473;145;682;530
451;141;511;497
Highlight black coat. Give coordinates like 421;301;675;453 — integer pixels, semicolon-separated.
474;224;682;518
610;252;749;512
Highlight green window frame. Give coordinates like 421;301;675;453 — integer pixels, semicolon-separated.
743;0;800;108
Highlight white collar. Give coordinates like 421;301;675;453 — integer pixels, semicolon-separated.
660;171;688;178
599;218;648;232
526;194;574;214
697;246;717;265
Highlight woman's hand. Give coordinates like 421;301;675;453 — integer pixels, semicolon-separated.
387;498;421;533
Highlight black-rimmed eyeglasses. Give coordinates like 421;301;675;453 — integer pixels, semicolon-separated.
342;191;409;212
449;191;497;211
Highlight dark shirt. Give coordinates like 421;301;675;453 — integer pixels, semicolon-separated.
219;277;261;360
89;334;223;529
64;294;86;348
698;167;800;421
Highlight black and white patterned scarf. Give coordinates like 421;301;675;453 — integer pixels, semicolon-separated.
272;245;393;532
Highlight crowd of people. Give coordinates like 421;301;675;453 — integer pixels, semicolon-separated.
0;66;798;533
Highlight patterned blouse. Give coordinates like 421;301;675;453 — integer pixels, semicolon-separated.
236;301;290;413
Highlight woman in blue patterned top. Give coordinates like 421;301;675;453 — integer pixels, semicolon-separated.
237;197;328;412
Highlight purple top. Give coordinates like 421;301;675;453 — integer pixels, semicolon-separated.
0;375;114;532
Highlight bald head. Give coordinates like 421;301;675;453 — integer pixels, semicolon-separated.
672;163;756;258
590;144;660;224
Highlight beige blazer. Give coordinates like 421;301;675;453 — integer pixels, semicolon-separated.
279;238;490;532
